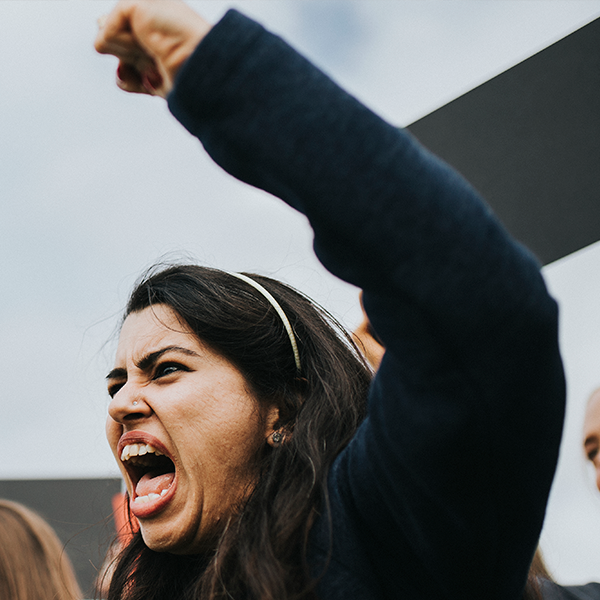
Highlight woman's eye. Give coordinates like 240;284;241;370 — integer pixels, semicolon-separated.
154;363;187;379
108;383;124;398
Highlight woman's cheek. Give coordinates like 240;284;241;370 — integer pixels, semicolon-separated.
105;417;123;455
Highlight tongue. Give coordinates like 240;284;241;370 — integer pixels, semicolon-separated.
135;472;175;497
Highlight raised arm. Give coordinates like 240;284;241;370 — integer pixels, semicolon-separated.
96;5;565;599
95;0;210;97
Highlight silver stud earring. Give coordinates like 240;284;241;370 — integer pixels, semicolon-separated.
272;431;283;444
133;401;138;406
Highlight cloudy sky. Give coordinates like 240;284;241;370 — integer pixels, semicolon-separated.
2;0;600;585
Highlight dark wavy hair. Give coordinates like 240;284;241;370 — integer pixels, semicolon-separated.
103;264;371;600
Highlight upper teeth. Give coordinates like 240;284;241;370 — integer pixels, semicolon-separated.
121;443;163;462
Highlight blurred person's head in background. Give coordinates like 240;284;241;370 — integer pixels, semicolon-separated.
0;499;82;600
583;387;600;491
352;292;385;370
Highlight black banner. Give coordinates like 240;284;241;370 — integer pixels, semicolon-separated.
408;17;600;265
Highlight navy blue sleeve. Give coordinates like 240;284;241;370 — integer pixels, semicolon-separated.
541;581;600;600
168;10;565;600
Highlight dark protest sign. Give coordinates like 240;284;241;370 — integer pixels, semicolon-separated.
408;17;600;265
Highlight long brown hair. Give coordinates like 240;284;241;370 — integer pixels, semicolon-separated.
0;499;82;600
521;547;553;600
105;265;371;600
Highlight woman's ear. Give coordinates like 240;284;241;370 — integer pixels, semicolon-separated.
265;405;284;447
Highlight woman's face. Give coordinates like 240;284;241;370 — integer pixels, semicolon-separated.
106;304;278;554
583;389;600;491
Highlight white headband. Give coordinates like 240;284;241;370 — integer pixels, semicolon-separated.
227;272;301;372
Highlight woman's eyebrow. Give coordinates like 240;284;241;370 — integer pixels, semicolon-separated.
106;346;200;381
106;367;126;382
136;346;200;371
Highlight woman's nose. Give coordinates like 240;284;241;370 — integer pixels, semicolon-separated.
108;382;152;424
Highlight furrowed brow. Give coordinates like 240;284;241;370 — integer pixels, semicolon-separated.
106;367;127;382
106;346;200;381
136;346;200;372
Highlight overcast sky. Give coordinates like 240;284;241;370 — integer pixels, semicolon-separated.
2;0;600;585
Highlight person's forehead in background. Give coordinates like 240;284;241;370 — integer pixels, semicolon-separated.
583;388;600;465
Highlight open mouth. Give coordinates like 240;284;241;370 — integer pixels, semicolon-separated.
120;442;176;513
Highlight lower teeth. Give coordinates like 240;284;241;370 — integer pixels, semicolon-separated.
134;488;170;504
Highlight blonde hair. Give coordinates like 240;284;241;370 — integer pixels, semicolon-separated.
0;499;82;600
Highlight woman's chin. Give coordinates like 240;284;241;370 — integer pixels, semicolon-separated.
140;524;204;555
140;530;174;552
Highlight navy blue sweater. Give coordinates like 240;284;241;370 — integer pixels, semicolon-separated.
542;581;600;599
168;10;565;600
